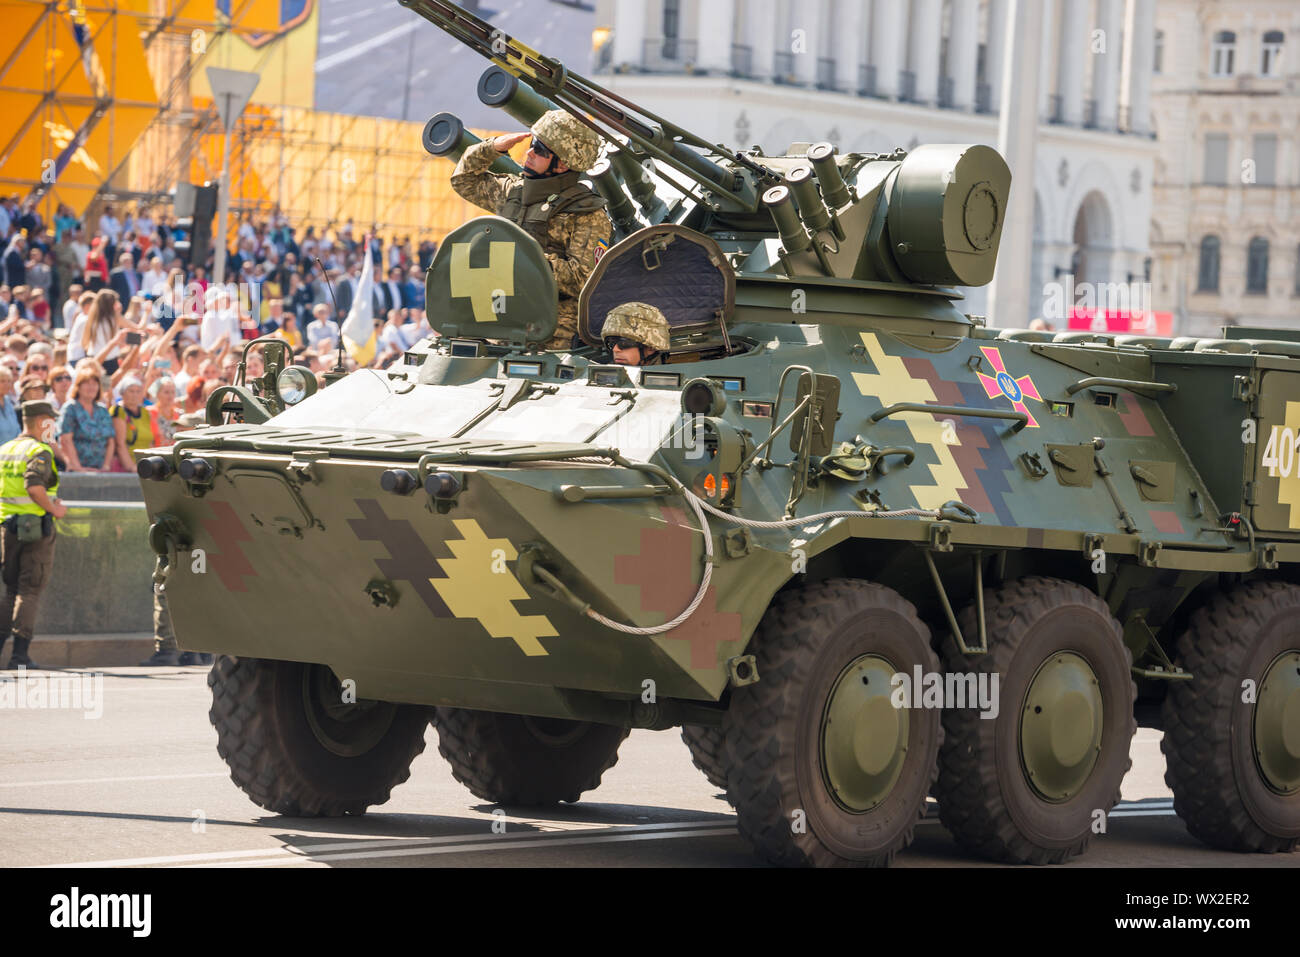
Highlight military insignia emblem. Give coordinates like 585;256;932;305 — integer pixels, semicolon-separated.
594;237;609;263
976;346;1044;428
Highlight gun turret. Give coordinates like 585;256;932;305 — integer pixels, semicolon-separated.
414;1;1012;295
421;111;521;174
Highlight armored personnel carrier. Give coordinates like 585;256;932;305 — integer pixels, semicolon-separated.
136;0;1299;866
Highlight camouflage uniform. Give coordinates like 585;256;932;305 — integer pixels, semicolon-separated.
451;115;611;351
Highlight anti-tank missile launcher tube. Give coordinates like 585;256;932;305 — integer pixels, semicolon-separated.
588;157;640;234
477;67;560;128
762;185;811;255
421;111;521;174
785;165;833;234
806;142;852;209
607;149;657;208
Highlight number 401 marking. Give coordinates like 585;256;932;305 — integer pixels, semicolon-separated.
1261;425;1300;478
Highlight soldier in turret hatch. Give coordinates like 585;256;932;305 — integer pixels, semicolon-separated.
451;110;612;351
603;302;670;367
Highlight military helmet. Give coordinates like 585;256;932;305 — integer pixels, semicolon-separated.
531;110;602;171
603;302;671;353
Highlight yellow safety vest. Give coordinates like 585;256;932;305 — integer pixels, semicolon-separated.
0;435;59;519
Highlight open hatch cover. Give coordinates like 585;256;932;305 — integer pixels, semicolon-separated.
578;224;735;347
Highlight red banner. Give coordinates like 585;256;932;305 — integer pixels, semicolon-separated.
1067;308;1174;337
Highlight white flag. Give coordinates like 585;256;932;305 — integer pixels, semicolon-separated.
342;245;377;365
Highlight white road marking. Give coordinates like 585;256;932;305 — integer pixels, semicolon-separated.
195;827;740;868
39;819;736;868
917;799;1176;825
316;22;418;73
0;771;227;789
325;8;375;29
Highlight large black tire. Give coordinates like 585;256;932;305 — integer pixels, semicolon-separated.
723;579;942;867
208;656;431;816
1161;581;1300;852
435;707;630;805
935;577;1136;864
681;725;728;791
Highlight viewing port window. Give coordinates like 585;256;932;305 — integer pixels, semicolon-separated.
505;361;543;377
1049;401;1074;418
1094;393;1117;409
642;372;682;389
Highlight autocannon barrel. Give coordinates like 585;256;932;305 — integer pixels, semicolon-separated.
807;142;851;209
589;158;639;233
476;67;560;127
786;165;832;233
647;127;741;196
762;185;811;254
422;111;521;174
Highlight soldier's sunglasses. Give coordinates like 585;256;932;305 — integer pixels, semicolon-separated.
605;337;642;350
529;137;555;159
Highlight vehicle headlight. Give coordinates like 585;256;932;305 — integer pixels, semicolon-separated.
277;366;315;405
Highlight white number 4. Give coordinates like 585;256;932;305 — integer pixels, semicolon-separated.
1261;426;1298;479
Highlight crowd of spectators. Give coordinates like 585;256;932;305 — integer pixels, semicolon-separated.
0;194;441;471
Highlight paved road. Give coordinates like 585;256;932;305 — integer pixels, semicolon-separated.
2;667;1297;869
313;0;595;129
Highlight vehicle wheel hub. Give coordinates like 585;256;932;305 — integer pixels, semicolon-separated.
1253;650;1300;794
820;655;907;813
1019;652;1103;802
302;664;397;757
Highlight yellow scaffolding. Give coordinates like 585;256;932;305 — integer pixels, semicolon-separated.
1;0;503;246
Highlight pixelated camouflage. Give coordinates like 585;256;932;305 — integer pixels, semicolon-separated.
602;301;671;353
531;109;602;171
451;140;612;348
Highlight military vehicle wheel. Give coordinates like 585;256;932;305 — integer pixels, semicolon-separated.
1161;581;1300;852
435;708;630;805
681;725;728;791
723;579;942;867
208;656;431;816
935;577;1135;864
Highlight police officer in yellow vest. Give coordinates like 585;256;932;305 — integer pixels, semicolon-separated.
0;400;66;669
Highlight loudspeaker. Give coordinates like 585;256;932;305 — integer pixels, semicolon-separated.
173;181;197;219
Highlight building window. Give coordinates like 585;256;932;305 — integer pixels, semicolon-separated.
1197;236;1220;293
1211;30;1236;76
1252;134;1277;185
1261;30;1284;76
1203;133;1228;185
1246;237;1269;294
1154;30;1164;73
662;0;680;59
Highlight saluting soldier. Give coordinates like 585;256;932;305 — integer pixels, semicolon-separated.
451;110;612;350
0;400;67;670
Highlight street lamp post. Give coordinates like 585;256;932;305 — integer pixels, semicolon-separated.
205;67;261;286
